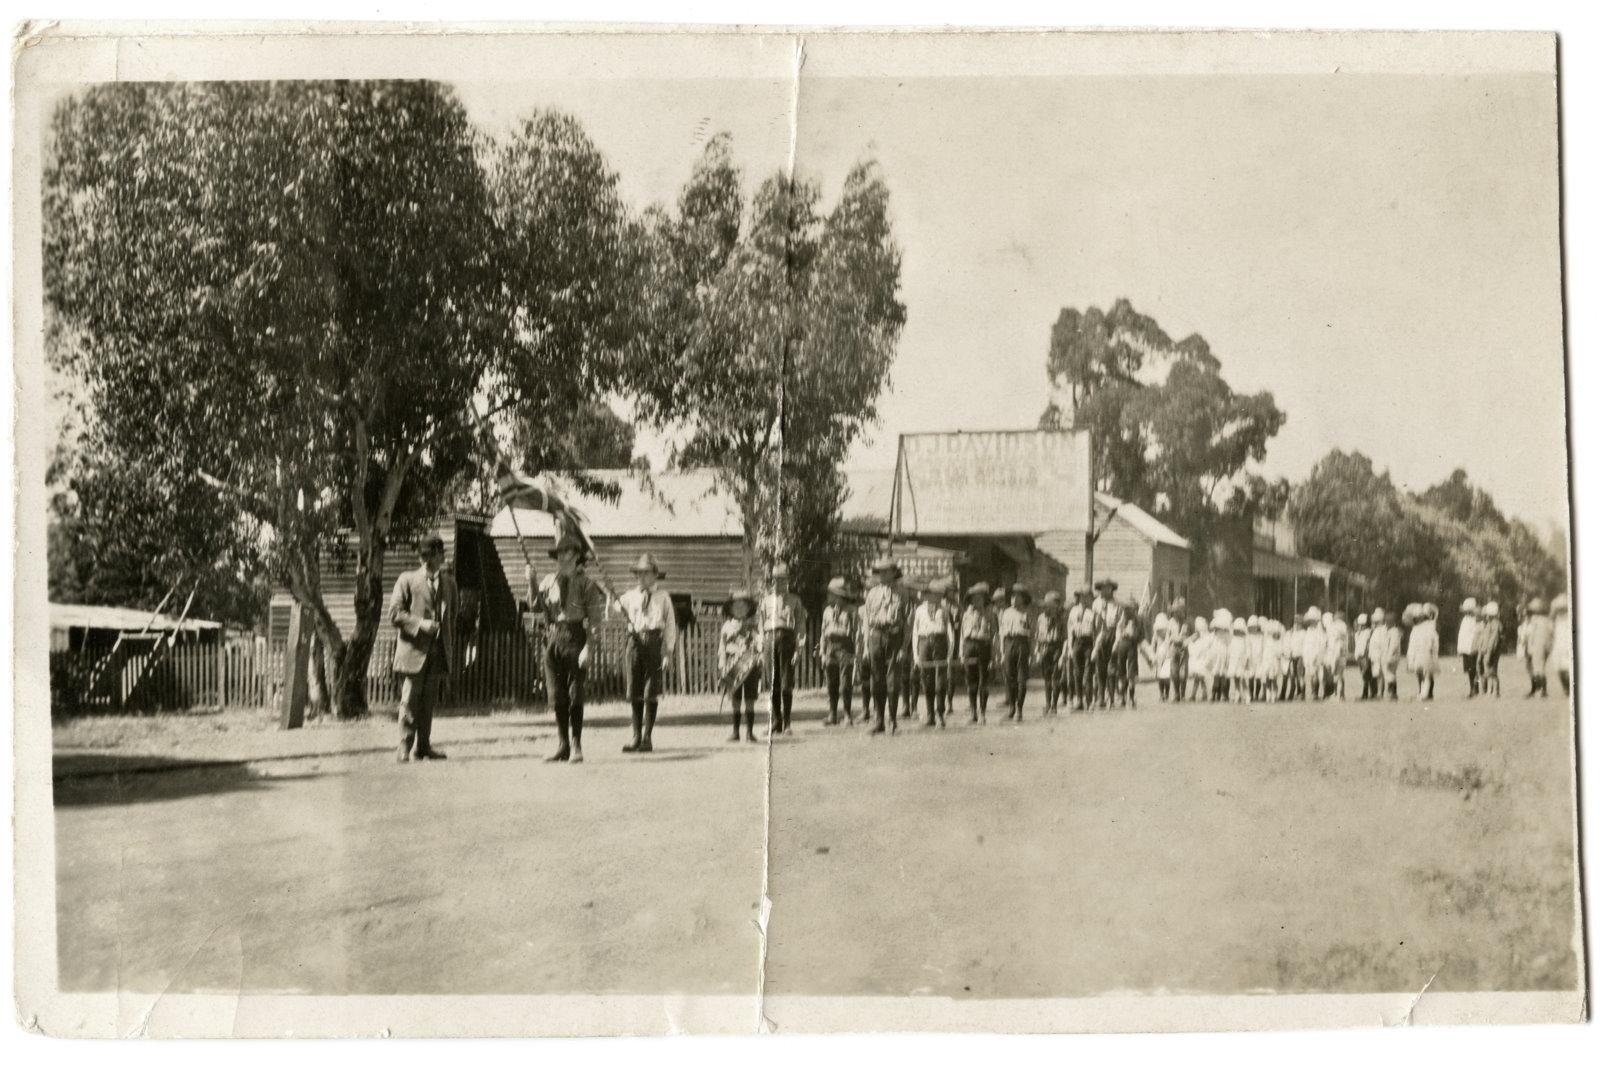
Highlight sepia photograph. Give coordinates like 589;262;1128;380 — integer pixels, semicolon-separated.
9;24;1584;1036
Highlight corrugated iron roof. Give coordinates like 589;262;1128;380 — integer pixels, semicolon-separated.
1095;493;1191;550
49;602;222;633
490;469;742;540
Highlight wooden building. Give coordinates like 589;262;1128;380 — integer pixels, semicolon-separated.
266;513;519;645
490;468;745;607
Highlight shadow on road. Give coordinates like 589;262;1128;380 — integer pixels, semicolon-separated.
52;756;286;807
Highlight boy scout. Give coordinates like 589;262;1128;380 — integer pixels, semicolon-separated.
818;576;861;725
529;533;608;764
1065;587;1096;711
618;552;678;753
759;562;808;735
912;577;956;727
999;585;1034;720
961;582;997;722
1033;590;1066;715
862;558;914;734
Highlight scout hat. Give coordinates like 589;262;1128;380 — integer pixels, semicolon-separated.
871;556;902;579
1482;602;1498;618
1075;586;1093;600
630;552;666;579
1461;597;1478;613
991;587;1009;605
548;532;589;561
930;576;953;595
1010;584;1032;605
920;579;944;599
826;576;858;601
967;581;992;601
1044;591;1064;606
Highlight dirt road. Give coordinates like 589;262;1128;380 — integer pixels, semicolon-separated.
54;677;1579;1004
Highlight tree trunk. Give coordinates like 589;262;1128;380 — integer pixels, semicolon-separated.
335;538;390;719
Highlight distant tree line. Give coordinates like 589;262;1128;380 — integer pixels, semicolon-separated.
1037;299;1567;623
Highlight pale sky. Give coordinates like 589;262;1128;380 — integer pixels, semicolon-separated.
454;64;1567;527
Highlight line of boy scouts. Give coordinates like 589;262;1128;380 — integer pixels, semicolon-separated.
388;532;1573;762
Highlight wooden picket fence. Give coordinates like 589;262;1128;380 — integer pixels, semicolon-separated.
51;609;827;716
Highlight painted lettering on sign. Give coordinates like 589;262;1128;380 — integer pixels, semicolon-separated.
898;430;1091;535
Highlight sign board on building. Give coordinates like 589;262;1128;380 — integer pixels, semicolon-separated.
896;430;1092;535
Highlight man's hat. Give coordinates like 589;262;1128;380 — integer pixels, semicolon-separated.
1044;590;1064;605
1482;602;1499;618
826;576;859;601
770;562;791;580
871;556;902;578
991;587;1009;603
417;533;446;556
921;578;945;597
630;552;665;578
548;532;589;561
929;577;953;595
726;587;755;609
1010;584;1032;604
967;581;992;600
1104;579;1119;592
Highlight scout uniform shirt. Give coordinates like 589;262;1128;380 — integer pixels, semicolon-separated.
759;590;807;634
719;617;762;681
863;582;914;655
1067;602;1097;639
913;601;955;664
818;603;859;656
618;584;679;657
534;569;607;630
1034;609;1064;646
962;604;997;643
999;605;1032;642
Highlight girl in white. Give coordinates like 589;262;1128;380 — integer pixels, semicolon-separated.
1210;610;1233;701
1150;617;1175;701
1187;616;1213;702
1229;618;1251;702
1257;618;1282;703
1407;603;1441;700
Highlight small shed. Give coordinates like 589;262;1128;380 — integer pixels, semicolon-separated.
50;601;223;655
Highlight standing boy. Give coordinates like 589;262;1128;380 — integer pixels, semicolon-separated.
863;558;914;734
962;582;997;722
759;562;808;735
818;576;861;726
999;585;1034;720
913;578;956;727
530;533;608;763
1034;591;1066;715
1457;598;1480;697
618;552;679;753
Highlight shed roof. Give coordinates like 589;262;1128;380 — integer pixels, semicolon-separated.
1096;493;1190;550
49;602;222;634
490;468;742;540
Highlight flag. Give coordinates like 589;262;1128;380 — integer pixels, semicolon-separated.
495;466;598;562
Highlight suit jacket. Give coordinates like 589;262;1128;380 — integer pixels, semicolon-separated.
389;565;458;676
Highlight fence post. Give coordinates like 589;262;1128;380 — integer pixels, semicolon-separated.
216;641;226;711
280;605;311;729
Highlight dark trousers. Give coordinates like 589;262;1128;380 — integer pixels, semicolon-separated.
1069;636;1093;706
397;663;444;757
1003;636;1031;716
1462;653;1479;696
963;638;991;715
867;629;908;728
729;669;759;734
1171;648;1188;703
626;632;664;742
544;630;587;752
766;628;797;731
1038;642;1063;709
824;641;855;721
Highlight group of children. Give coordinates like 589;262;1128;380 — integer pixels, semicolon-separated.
715;566;1575;736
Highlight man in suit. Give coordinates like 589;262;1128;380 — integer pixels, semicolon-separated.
389;533;457;762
